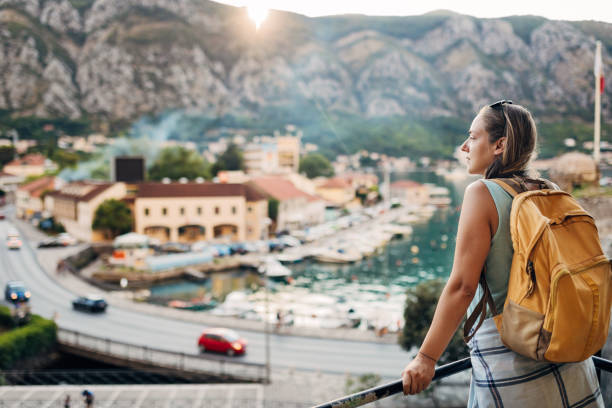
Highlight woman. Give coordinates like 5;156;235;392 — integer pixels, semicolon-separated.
401;101;603;407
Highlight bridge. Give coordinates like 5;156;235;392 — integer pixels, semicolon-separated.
57;328;266;383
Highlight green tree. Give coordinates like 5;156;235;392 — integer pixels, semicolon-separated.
92;199;132;239
52;149;80;169
359;155;378;169
298;153;334;178
0;146;15;167
211;143;244;176
268;198;279;222
149;146;210;181
399;279;468;365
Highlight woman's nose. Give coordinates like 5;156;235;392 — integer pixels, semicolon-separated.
461;139;469;152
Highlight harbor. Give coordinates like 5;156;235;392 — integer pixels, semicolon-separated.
135;197;461;336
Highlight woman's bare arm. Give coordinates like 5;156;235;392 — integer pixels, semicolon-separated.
402;180;497;394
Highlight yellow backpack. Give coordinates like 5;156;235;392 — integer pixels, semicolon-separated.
464;177;612;362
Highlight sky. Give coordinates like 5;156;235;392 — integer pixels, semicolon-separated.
215;0;612;24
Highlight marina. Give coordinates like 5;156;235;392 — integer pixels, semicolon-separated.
143;171;466;334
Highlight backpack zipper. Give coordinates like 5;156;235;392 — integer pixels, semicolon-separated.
526;260;536;297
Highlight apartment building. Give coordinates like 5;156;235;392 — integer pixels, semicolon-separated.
243;133;301;175
243;143;278;174
133;183;268;243
276;135;300;173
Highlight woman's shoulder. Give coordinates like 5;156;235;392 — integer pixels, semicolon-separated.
460;180;499;236
465;179;491;196
462;180;497;212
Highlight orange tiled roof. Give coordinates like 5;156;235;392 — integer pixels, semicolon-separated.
248;177;310;201
18;176;55;198
5;153;46;167
47;181;114;202
319;177;351;189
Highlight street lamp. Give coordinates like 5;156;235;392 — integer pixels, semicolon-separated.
259;264;271;384
265;274;271;383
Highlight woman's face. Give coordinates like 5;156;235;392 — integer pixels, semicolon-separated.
461;114;502;176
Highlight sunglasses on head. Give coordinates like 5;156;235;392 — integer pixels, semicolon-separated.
489;100;512;131
489;100;513;109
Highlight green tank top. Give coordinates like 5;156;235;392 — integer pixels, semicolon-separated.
467;179;514;317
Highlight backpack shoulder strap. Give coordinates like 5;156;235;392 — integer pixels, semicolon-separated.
489;177;525;197
463;268;498;343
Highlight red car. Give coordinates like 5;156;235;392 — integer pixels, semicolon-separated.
197;328;247;356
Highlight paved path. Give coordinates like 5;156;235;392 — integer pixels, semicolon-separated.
0;376;471;407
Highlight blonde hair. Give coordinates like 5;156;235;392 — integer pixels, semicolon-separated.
478;103;538;179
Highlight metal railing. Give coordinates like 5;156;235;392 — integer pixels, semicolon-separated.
313;356;612;408
58;328;266;383
0;368;200;385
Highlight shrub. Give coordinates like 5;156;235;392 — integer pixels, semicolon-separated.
0;306;14;328
399;279;468;365
0;307;57;369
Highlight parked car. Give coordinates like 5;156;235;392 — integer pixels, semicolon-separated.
229;242;248;255
197;328;247;356
6;235;22;250
56;233;77;246
38;237;63;248
210;244;231;257
72;295;107;313
159;242;190;253
4;281;30;302
267;238;285;252
279;235;301;248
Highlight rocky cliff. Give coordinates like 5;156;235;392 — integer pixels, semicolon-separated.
0;0;610;127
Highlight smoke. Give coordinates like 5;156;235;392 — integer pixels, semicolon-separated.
58;111;189;181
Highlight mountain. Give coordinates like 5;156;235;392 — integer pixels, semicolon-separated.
0;0;610;158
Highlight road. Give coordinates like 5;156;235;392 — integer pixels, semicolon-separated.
0;217;410;378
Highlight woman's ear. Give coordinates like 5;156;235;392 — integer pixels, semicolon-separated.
494;137;506;155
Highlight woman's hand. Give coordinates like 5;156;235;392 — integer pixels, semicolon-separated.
401;353;436;395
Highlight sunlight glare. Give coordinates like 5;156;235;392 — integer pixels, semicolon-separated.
247;6;268;30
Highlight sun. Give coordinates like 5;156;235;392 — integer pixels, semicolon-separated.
247;6;268;30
